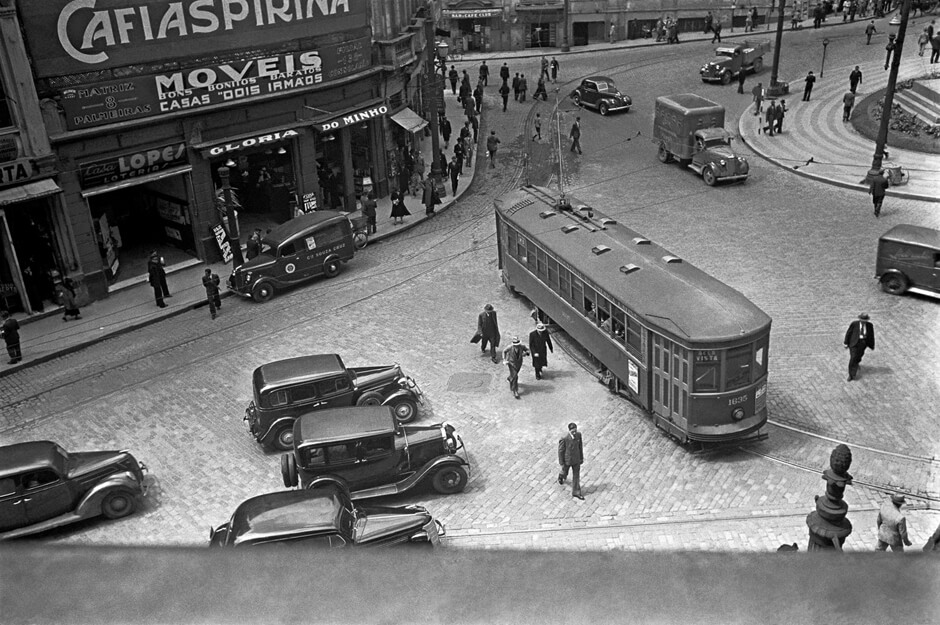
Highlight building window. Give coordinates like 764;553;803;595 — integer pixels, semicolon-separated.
0;76;14;128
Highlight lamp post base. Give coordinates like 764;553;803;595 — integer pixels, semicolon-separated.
765;81;789;97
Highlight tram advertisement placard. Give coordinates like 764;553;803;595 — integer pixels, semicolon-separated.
18;0;368;78
79;142;188;188
59;39;370;131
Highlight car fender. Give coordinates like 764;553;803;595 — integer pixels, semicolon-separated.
260;416;296;445
414;455;470;484
877;268;907;282
304;474;352;496
382;388;420;406
75;472;143;518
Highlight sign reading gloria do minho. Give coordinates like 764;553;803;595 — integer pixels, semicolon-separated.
19;0;370;130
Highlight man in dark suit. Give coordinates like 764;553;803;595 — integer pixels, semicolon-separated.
528;323;553;380
843;312;875;381
477;304;500;363
557;423;585;499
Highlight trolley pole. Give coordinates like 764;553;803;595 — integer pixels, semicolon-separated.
863;0;911;185
424;12;444;195
217;166;244;269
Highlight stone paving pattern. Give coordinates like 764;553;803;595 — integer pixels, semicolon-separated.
1;15;938;554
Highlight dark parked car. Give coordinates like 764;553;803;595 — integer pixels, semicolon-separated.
570;76;632;115
228;211;355;303
245;354;424;451
280;406;470;500
209;484;444;547
0;441;148;540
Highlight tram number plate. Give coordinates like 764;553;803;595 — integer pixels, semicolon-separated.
728;394;747;406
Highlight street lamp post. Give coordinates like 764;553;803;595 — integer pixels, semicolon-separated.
731;1;736;32
436;40;449;82
561;0;570;52
767;0;789;96
820;38;829;77
217;166;244;269
423;11;444;195
864;0;911;184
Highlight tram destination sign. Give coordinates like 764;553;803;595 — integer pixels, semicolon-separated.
18;0;368;78
59;39;370;131
79;142;188;188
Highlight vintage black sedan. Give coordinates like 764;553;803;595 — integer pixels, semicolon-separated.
281;406;470;500
209;484;444;547
570;76;632;115
0;441;149;540
245;354;424;451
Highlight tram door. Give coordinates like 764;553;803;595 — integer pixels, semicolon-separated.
650;335;690;428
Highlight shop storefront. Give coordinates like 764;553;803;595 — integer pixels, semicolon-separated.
516;5;564;49
77;144;196;285
443;3;504;52
0;177;67;314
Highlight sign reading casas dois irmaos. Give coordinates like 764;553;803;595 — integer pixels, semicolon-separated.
79;142;188;188
59;39;370;131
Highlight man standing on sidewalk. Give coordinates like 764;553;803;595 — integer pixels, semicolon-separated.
1;310;21;364
486;131;501;168
752;82;764;114
448;155;460;196
738;67;747;94
448;66;459;94
704;11;714;33
502;337;530;399
876;494;913;552
711;19;722;43
869;169;889;217
802;71;816;101
885;33;896;70
479;60;489;87
148;253;168;308
849;66;863;93
202;268;221;320
569;116;583;154
557;423;585;500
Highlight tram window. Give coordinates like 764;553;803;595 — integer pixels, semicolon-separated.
516;235;527;261
548;258;559;286
559;267;570;298
536;248;547;278
625;316;641;350
507;228;517;256
526;241;537;269
754;339;768;378
693;351;720;392
725;345;752;390
611;308;626;345
572;281;584;312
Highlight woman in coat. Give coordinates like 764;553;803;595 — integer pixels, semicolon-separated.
56;278;81;320
390;191;411;225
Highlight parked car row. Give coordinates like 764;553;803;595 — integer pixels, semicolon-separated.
2;353;466;549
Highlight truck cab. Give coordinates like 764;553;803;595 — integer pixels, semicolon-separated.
689;128;749;185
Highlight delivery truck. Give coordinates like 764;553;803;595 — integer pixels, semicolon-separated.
652;94;749;186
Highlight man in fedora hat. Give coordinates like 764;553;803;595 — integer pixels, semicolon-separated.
528;323;553;380
557;422;585;500
843;312;875;381
477;304;501;364
876;493;913;551
501;336;530;399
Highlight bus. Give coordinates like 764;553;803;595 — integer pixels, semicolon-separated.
495;186;771;444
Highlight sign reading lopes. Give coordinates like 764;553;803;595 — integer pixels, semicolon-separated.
59;40;370;130
79;142;188;188
19;0;368;77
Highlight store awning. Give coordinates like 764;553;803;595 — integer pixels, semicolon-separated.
390;107;429;133
81;165;192;198
0;179;61;206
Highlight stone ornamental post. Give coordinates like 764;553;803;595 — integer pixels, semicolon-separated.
806;444;854;551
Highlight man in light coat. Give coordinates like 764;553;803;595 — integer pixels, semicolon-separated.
876;494;913;552
557;423;585;499
501;337;530;399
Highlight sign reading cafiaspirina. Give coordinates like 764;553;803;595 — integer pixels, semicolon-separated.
19;0;368;78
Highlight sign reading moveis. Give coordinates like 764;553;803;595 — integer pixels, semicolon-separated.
79;142;188;188
59;39;370;130
20;0;366;77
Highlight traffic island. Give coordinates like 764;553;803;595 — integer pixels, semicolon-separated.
851;78;940;155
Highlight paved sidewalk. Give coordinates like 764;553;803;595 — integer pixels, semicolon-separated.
3;10;923;375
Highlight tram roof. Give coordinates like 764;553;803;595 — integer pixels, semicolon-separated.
496;186;771;343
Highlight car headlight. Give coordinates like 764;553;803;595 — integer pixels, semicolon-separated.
719;159;727;167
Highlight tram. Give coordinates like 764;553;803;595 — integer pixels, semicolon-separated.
495;186;772;444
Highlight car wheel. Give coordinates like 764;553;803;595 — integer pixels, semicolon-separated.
881;274;908;295
353;232;368;250
599;101;609;116
390;397;418;424
356;391;385;407
323;258;341;278
572;93;581;107
657;143;672;163
101;490;136;519
272;424;294;452
432;465;468;494
753;58;763;73
702;166;718;186
281;453;298;488
720;72;731;85
251;281;274;303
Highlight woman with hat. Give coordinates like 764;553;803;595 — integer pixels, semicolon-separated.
876;493;913;552
528;323;553;380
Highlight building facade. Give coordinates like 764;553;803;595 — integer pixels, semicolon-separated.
7;0;432;304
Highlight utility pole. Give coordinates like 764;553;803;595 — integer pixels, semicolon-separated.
561;0;570;52
217;166;244;268
864;0;911;184
423;8;444;195
767;0;788;96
